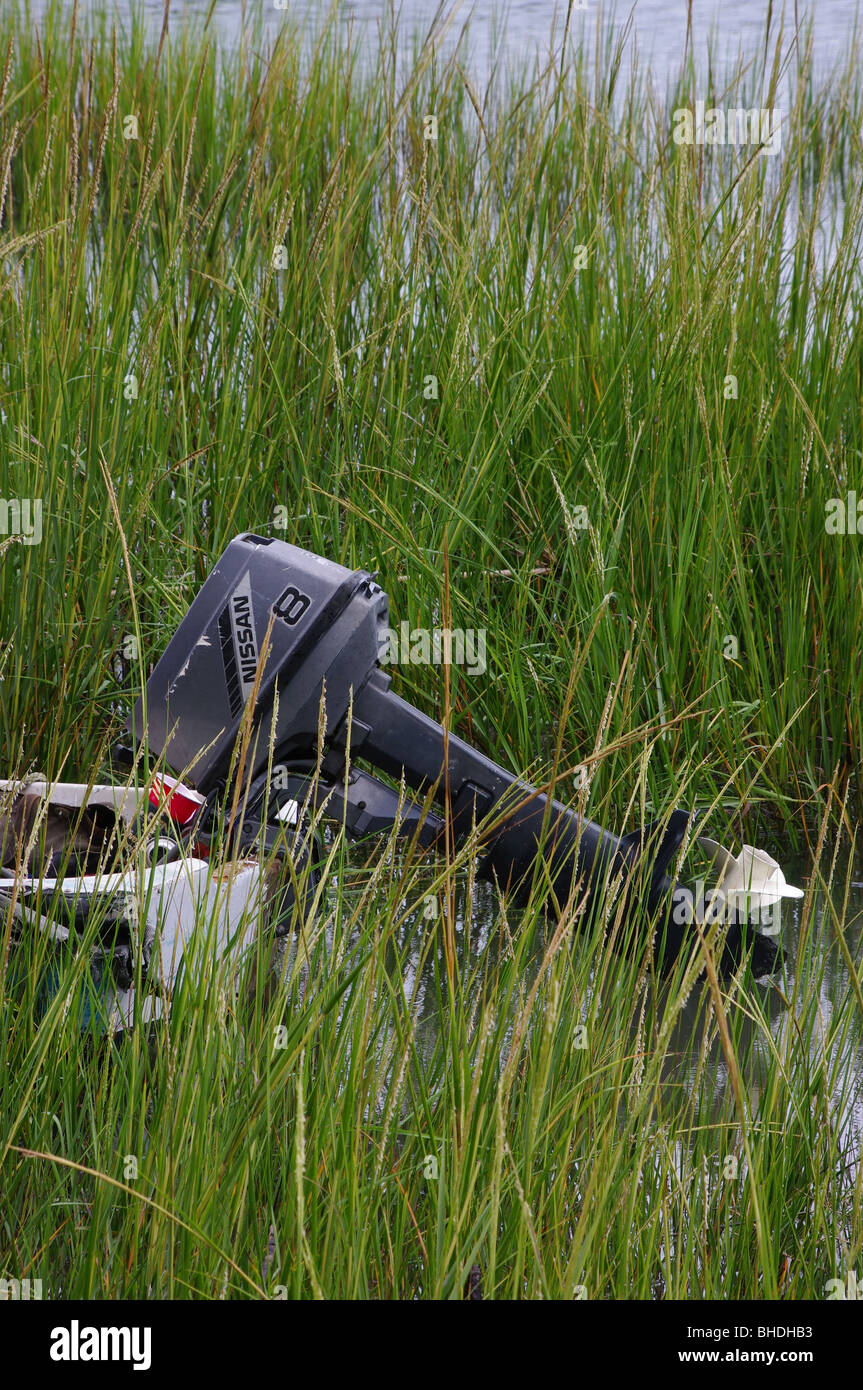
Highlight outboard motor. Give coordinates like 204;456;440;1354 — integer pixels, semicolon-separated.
127;533;802;975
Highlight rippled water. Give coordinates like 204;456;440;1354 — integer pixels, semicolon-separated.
327;837;863;1168
26;1;863;83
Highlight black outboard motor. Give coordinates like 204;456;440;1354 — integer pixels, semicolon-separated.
127;533;783;975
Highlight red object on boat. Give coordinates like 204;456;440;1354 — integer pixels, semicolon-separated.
149;773;204;826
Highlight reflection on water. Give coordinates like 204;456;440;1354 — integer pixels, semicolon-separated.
319;837;863;1191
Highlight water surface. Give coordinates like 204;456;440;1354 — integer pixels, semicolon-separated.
26;0;863;85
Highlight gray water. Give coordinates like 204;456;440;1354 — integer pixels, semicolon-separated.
26;0;863;85
324;837;863;1196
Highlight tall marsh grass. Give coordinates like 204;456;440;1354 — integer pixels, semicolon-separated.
0;0;861;1298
